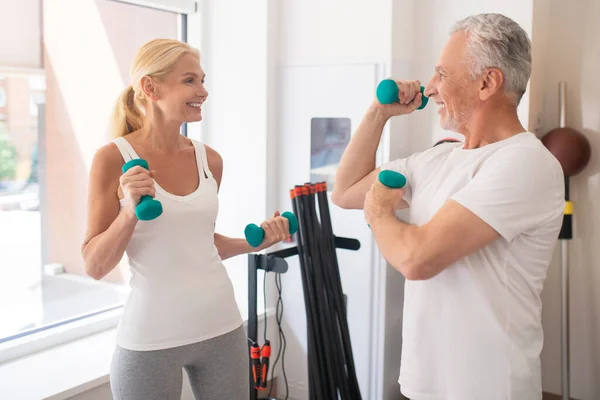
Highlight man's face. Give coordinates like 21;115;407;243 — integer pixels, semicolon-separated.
424;32;481;132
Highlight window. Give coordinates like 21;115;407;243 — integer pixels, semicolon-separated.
0;87;6;108
28;76;45;117
0;0;198;363
0;72;47;342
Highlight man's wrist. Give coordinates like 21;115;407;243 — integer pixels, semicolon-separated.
366;104;392;125
369;206;397;225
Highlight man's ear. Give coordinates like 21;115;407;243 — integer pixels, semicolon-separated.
479;68;504;101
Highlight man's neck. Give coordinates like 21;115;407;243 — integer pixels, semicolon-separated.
461;104;526;149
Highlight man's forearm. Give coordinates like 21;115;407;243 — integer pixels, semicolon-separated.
334;106;389;194
369;213;426;280
214;233;255;260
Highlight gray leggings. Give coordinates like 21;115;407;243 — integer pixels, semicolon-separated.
110;326;249;400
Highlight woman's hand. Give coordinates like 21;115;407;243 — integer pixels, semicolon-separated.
119;165;156;218
256;211;291;250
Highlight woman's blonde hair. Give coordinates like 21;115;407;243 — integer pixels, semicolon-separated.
110;39;200;138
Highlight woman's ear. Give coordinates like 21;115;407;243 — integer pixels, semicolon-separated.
141;76;159;102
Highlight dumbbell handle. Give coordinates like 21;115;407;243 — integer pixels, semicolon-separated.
376;79;429;110
245;211;299;248
121;159;163;221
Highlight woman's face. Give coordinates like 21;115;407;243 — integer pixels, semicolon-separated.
145;53;208;124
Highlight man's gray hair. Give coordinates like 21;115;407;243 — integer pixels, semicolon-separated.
451;13;532;106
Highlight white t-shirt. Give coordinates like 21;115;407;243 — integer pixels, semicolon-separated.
380;132;565;400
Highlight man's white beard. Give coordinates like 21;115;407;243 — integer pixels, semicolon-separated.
443;108;474;132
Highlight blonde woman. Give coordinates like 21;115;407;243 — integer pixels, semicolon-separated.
81;39;289;400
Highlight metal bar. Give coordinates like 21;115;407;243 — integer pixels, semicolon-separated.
558;81;570;400
107;0;197;14
561;240;570;400
179;13;188;42
334;236;361;251
559;81;567;128
248;254;258;400
179;13;188;137
247;246;295;399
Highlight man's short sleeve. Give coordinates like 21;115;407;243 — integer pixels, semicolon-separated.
450;147;565;242
379;151;424;204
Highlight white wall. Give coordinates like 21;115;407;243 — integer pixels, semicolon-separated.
531;0;600;398
280;0;391;66
197;0;274;316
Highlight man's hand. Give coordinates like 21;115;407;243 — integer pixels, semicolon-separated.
364;179;406;225
371;79;423;120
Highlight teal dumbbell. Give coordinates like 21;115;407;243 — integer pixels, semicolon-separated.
367;170;407;228
121;159;163;221
245;211;299;248
376;79;429;110
378;169;407;189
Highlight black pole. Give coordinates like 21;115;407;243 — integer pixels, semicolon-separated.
248;253;291;400
300;187;333;400
316;183;362;399
248;255;258;400
292;188;325;399
559;176;572;240
305;184;351;399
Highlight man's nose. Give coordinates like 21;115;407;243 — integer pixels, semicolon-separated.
424;80;436;97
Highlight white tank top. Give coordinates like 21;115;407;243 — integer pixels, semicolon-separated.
111;137;243;351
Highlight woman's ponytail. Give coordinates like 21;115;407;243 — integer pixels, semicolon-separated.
110;86;144;138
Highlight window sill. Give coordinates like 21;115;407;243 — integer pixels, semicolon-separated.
0;308;274;400
0;273;128;365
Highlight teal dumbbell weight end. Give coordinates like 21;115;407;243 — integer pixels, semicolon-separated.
121;159;163;221
376;79;429;110
245;211;299;248
378;169;407;189
368;170;407;228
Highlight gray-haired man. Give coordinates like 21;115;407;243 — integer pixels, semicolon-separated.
333;13;564;400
